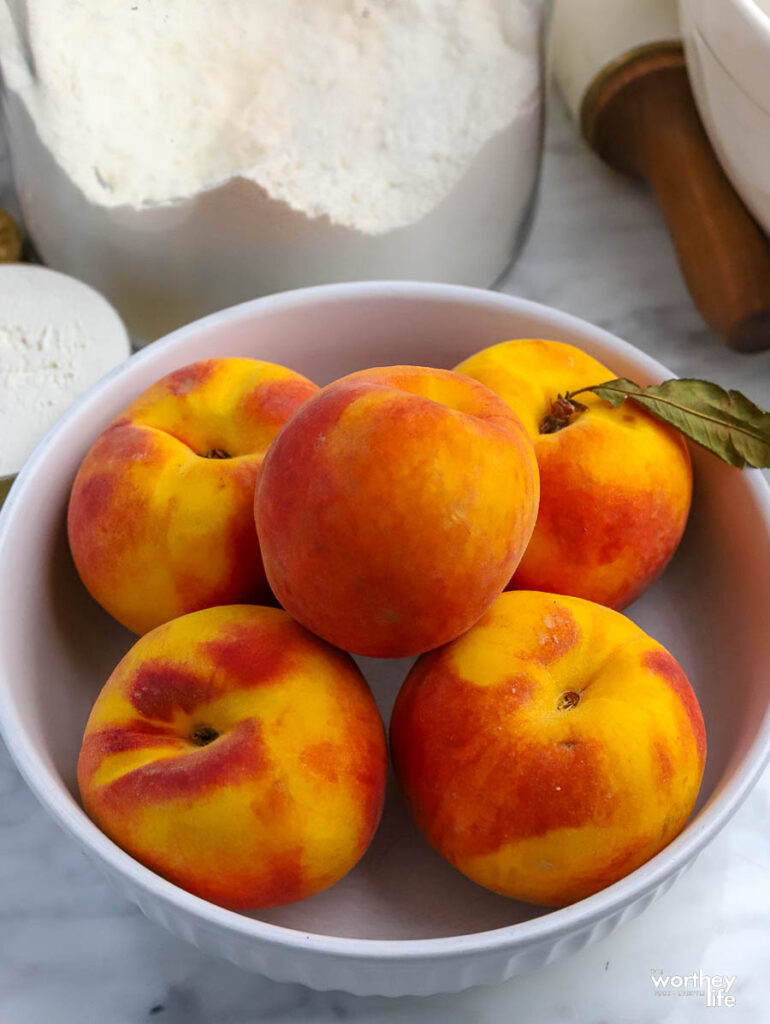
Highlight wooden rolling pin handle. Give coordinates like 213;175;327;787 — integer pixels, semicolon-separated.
584;46;770;353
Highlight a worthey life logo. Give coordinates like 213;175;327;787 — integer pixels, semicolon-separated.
650;969;737;1007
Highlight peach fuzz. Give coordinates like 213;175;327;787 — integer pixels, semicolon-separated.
455;339;692;609
68;358;318;634
77;604;387;910
390;590;706;907
255;365;540;658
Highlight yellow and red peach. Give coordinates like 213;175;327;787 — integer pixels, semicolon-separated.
68;358;318;634
78;604;387;910
455;339;692;609
254;365;540;658
390;590;706;907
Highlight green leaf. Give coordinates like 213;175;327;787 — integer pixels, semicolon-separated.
573;378;770;469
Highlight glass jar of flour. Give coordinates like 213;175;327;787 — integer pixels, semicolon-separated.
1;1;548;342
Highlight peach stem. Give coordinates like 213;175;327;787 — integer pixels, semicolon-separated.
539;394;588;434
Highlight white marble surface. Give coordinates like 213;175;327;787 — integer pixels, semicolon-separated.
0;96;768;1023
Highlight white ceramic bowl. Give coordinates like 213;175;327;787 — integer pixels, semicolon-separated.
0;282;769;997
679;0;770;234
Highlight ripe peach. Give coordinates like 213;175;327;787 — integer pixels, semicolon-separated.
390;590;706;907
78;604;387;910
455;339;692;609
68;358;318;634
255;365;540;658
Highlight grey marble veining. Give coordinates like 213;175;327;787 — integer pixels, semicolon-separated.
0;95;768;1023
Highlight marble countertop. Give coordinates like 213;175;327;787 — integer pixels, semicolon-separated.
0;96;768;1023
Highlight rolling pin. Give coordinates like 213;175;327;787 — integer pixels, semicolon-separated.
551;0;770;353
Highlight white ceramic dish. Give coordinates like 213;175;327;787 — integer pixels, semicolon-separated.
679;0;770;235
0;282;769;997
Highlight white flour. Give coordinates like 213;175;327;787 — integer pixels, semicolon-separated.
0;0;543;338
0;266;129;477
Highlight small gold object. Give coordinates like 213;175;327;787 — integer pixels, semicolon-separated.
0;207;22;263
